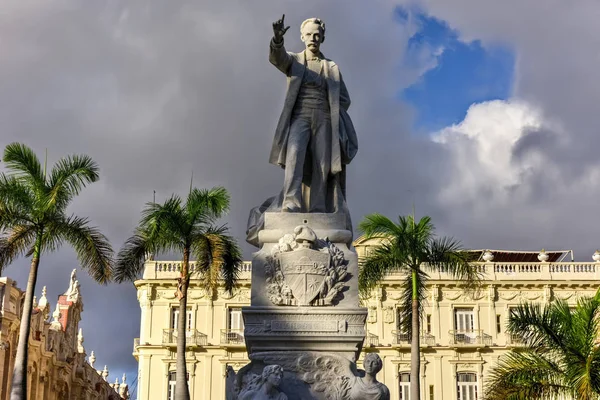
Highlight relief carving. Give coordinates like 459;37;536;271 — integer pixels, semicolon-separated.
265;225;349;306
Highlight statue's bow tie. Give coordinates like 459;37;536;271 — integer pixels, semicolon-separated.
308;57;322;62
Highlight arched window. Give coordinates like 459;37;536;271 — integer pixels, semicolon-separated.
399;373;410;400
457;373;478;400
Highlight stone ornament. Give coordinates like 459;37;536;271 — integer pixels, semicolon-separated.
265;225;349;306
239;365;288;400
228;353;390;400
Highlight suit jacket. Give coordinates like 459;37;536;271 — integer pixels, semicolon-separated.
268;38;358;175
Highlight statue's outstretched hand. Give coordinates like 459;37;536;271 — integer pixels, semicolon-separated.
272;14;290;43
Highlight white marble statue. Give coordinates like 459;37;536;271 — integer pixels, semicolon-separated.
247;15;357;245
239;365;288;400
348;353;390;400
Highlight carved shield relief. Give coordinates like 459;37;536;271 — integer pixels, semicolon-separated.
277;248;329;306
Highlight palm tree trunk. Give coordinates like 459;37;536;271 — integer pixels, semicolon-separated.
10;237;42;400
175;250;191;400
411;269;421;400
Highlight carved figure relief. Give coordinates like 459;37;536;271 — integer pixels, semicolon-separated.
383;307;394;324
238;365;287;400
265;225;349;306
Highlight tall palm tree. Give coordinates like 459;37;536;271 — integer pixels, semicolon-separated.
358;214;480;400
485;291;600;400
115;186;241;400
0;143;113;400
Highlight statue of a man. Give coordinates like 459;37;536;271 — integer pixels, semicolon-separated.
246;15;357;246
269;15;358;213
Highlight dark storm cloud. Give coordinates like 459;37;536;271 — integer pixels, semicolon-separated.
0;0;437;385
2;0;600;391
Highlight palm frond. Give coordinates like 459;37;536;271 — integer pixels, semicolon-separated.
51;215;114;284
0;174;35;215
186;187;230;226
358;213;402;238
47;154;99;211
427;236;481;289
2;143;45;184
358;242;410;295
0;225;37;271
115;232;150;283
192;226;241;294
485;350;570;400
140;196;186;246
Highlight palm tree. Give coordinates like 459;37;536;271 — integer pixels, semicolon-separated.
485;291;600;400
358;214;480;400
0;143;113;400
114;186;241;400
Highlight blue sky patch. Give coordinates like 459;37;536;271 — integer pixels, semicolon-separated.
397;8;515;132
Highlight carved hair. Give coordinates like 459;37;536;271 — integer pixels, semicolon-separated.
262;364;284;380
300;18;326;35
364;353;383;374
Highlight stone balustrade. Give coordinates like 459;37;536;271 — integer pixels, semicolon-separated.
388;261;600;281
142;260;252;280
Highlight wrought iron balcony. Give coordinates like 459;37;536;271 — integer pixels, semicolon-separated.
220;329;245;345
448;330;492;347
162;329;207;347
365;333;379;347
392;331;436;346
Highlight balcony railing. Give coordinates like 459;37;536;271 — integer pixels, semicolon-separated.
392;331;436;346
387;262;600;282
365;333;379;347
144;260;252;280
133;338;140;352
162;329;207;347
449;330;492;346
220;329;245;345
506;333;526;347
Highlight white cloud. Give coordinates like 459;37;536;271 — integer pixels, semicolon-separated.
433;100;544;205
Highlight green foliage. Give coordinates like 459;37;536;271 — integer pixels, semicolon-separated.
0;142;113;282
358;213;480;327
485;292;600;400
114;186;242;294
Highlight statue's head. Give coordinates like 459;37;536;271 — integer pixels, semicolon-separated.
363;353;383;375
300;17;326;53
262;364;284;387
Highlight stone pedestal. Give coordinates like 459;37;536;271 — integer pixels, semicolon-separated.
227;213;387;399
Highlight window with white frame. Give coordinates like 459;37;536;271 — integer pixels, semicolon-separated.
454;308;474;332
171;307;193;337
399;373;410;400
228;307;244;330
396;308;409;342
456;372;478;400
167;371;189;400
167;371;176;400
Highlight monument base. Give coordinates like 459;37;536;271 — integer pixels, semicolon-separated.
231;213;388;399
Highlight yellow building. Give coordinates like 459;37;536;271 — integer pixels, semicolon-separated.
133;243;600;400
0;271;129;400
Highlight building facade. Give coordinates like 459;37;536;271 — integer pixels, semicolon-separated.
0;271;128;400
133;242;600;400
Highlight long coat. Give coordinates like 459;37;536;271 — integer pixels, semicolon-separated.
268;39;358;175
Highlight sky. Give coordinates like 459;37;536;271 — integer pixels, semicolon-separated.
1;0;599;396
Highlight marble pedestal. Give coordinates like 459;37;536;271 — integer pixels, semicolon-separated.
228;213;375;400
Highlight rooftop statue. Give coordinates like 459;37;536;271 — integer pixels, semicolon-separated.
247;15;358;246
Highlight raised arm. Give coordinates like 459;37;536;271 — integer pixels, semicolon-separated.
269;14;293;74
